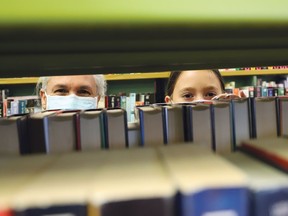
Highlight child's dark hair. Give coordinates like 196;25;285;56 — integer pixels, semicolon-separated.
166;69;225;96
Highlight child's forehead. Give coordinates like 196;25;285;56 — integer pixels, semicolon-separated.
179;70;218;79
177;71;220;85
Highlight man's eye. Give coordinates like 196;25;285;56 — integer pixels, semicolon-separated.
54;89;68;95
77;89;92;96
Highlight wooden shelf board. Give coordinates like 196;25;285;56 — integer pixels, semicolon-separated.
104;72;170;80
0;70;287;85
0;77;39;85
221;69;288;76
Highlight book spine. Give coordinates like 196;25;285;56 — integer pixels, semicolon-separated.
102;111;109;149
162;107;168;145
123;109;129;148
74;112;81;151
181;187;249;216
210;105;216;152
138;108;145;146
16;115;30;155
184;105;193;142
14;204;87;216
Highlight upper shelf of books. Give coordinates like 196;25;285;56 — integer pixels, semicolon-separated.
1;1;288;78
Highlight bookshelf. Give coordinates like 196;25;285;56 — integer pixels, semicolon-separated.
220;69;288;77
0;72;171;85
0;69;286;108
0;69;287;100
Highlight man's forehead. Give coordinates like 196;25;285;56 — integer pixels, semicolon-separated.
47;75;96;87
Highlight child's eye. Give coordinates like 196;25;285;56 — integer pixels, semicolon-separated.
204;92;217;99
182;93;194;101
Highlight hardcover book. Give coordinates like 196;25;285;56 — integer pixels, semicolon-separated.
223;152;288;216
0;114;29;155
12;152;101;216
11;148;175;216
250;97;278;138
27;110;80;154
278;96;288;137
0;154;59;215
158;144;249;216
211;100;233;153
137;105;164;147
88;148;175;216
185;103;213;147
240;137;288;172
162;104;185;144
103;108;129;149
231;98;251;149
45;110;81;153
79;109;105;150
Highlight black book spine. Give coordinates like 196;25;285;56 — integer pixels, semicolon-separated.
138;109;145;147
210;105;216;152
122;109;129;148
162;107;168;145
14;204;87;216
183;105;193;142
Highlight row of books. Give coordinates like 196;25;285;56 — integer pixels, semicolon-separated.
1;140;288;216
220;65;288;71
0;93;41;118
0;96;287;155
0;92;155;121
104;92;155;108
101;92;155;122
225;76;288;98
136;96;287;153
226;85;287;98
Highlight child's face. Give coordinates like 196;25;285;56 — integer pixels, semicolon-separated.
165;70;223;103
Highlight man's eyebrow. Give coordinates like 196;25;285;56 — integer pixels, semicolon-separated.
78;85;93;90
52;84;67;89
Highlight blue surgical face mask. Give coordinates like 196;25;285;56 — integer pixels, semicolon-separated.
45;93;98;110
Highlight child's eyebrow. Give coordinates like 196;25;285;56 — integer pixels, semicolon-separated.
179;85;219;92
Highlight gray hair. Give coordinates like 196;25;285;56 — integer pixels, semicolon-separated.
36;74;107;97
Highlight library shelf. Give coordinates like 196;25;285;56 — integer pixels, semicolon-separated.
0;70;287;85
0;72;170;85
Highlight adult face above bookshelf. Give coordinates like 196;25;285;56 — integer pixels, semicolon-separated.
39;75;106;110
165;70;225;103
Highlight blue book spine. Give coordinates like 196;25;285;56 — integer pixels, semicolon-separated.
261;87;268;97
138;109;145;146
253;189;288;216
162;107;168;145
18;100;27;114
180;187;249;216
